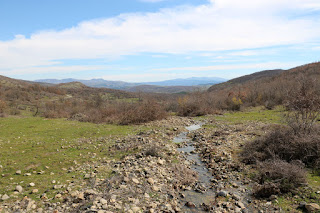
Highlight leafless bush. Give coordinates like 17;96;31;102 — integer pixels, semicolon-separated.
177;92;218;116
171;164;198;188
242;126;320;168
144;145;163;158
284;76;320;134
117;100;167;125
253;159;306;197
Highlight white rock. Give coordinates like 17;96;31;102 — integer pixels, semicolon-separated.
15;185;23;193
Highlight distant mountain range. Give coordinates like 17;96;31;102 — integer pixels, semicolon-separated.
34;77;227;93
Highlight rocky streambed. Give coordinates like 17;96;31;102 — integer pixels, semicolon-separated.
0;116;288;212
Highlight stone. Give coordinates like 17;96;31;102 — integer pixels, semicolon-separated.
85;189;97;195
131;206;140;212
217;191;228;197
31;189;39;194
299;202;307;209
100;198;108;205
55;194;62;199
15;185;23;193
305;203;320;212
15;170;22;175
147;178;155;185
236;201;245;209
157;159;165;165
1;194;10;201
151;186;160;191
185;202;196;208
29;183;35;187
53;185;63;189
132;178;139;184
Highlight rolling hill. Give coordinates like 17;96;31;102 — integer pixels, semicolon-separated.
35;77;227;93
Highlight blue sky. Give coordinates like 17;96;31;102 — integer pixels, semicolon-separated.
1;0;320;82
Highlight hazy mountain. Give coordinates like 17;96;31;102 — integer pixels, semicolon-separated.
126;85;211;94
144;77;226;86
35;77;227;92
34;78;139;90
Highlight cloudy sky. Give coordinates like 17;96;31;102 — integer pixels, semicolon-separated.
1;0;320;82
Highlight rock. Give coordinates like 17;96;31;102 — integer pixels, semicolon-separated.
305;203;320;212
85;189;97;195
217;191;228;197
1;194;10;201
15;185;23;193
298;201;307;209
55;194;62;199
232;194;241;201
151;186;160;192
132;178;139;184
147;178;155;185
236;201;245;209
15;170;22;175
31;189;39;194
100;198;108;205
29;183;35;187
131;206;140;212
53;185;63;189
157;159;165;165
185;202;196;208
24;173;32;176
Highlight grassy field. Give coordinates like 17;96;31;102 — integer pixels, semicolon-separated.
215;106;284;124
0;116;144;201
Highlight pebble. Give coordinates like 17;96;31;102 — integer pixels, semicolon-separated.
217;191;228;197
305;203;320;212
29;183;35;187
15;170;22;175
132;178;139;184
31;189;39;194
1;194;10;201
15;185;23;193
147;178;155;185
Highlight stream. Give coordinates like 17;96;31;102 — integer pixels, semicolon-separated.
174;123;216;212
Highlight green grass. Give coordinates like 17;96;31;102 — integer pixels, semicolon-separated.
0;116;144;201
214;106;284;124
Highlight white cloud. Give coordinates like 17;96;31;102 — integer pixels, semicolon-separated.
1;0;320;75
152;62;299;72
101;61;302;82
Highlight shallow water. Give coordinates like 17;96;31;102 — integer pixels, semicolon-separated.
175;123;215;212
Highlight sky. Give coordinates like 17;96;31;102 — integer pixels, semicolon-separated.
1;0;320;82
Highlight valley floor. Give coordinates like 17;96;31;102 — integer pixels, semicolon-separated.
0;108;319;212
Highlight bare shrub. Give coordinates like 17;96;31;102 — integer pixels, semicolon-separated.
284;76;320;134
0;99;7;113
177;92;218;116
242;126;320;168
253;159;306;197
171;164;198;188
117;100;167;125
144;145;163;158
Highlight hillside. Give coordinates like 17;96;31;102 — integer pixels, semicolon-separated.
208;69;284;92
203;62;320;111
